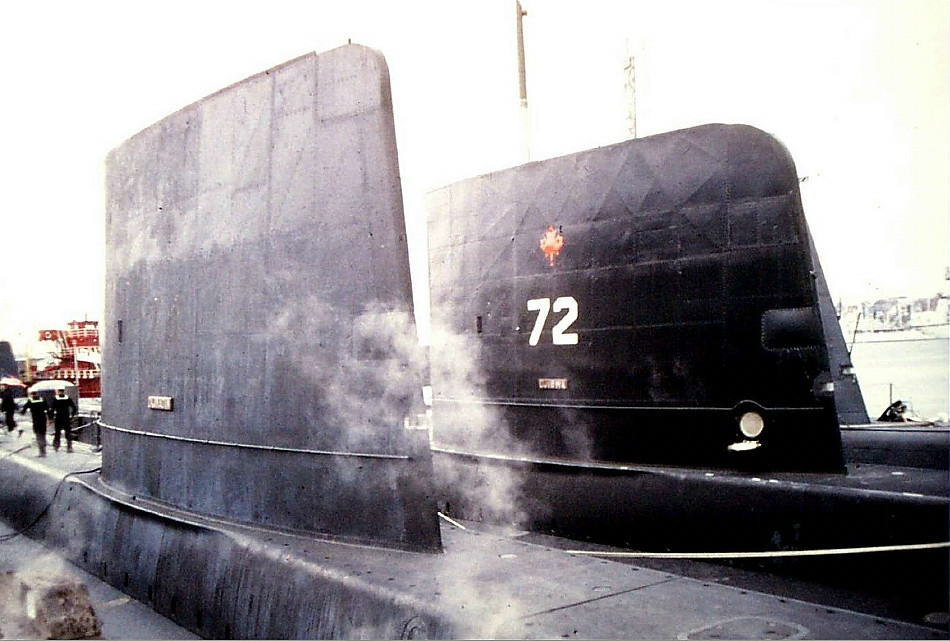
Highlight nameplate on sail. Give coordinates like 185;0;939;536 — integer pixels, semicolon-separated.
147;396;174;411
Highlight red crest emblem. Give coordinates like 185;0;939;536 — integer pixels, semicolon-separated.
539;226;564;266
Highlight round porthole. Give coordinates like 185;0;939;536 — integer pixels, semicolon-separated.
739;411;765;439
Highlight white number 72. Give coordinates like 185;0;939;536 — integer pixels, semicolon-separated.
527;296;579;346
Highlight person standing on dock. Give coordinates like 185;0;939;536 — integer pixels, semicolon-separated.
0;384;18;435
51;388;77;453
20;391;51;457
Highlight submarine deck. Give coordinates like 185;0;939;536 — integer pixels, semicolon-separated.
432;442;949;498
0;433;945;639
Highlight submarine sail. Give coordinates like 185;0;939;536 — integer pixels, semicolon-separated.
103;46;439;552
427;124;865;472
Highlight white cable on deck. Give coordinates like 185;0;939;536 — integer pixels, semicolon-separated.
564;541;949;559
437;512;468;530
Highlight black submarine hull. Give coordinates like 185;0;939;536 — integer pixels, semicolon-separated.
430;445;949;622
425;125;946;569
431;446;947;551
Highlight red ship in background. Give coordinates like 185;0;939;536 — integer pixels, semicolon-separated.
29;320;101;397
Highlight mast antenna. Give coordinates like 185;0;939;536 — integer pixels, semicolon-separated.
516;1;530;161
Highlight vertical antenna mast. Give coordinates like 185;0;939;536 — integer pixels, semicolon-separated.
516;1;531;161
623;39;637;139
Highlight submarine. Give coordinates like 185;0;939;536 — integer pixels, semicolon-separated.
425;124;948;568
0;44;945;638
427;123;863;473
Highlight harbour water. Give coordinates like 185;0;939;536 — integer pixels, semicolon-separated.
849;333;949;422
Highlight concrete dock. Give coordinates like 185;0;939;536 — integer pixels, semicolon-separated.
0;519;197;640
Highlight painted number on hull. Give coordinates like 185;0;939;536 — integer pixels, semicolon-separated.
527;296;579;346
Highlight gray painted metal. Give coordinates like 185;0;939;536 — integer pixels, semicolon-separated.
103;45;439;551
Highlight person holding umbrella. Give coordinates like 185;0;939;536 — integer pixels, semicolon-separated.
51;387;77;453
20;390;51;456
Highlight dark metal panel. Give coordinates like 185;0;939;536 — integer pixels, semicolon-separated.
428;124;848;471
0;342;18;378
103;46;439;551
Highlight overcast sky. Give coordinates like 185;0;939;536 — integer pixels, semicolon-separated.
1;0;947;352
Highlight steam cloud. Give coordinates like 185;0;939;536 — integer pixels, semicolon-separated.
270;297;426;455
427;325;532;530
